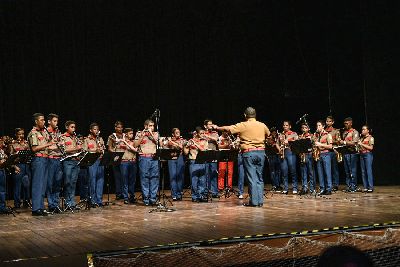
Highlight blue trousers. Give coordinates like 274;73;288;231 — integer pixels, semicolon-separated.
267;154;281;188
242;150;265;206
30;156;49;211
206;162;218;195
189;161;206;200
113;165;122;197
300;153;316;191
89;159;105;205
360;152;374;190
139;157;159;204
13;163;31;206
280;149;298;191
344;154;358;191
168;155;185;198
79;168;89;199
47;159;63;209
329;152;340;187
237;154;245;195
63;160;80;207
316;153;332;192
0;169;6;211
120;160;137;201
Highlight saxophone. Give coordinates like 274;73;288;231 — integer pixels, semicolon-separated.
278;131;286;159
312;133;321;162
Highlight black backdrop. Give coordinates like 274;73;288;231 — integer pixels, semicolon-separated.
1;0;398;184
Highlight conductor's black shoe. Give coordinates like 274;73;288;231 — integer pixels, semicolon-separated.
243;203;257;207
32;209;48;216
257;204;263;207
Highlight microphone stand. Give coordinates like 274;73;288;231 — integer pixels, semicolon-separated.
149;109;175;213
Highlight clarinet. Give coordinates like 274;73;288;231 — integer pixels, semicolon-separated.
44;126;66;156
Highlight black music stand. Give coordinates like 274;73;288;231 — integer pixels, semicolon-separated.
289;139;316;197
218;149;238;198
1;150;32;216
149;148;180;213
289;139;312;154
334;145;356;155
100;151;124;206
195;150;220;202
77;152;101;210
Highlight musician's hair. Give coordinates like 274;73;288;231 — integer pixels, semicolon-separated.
89;123;99;130
172;128;180;134
32;113;44;124
195;126;203;134
47;113;59;121
114;121;123;127
144;119;154;126
203;119;213;126
301;123;309;128
363;125;372;134
317;120;326;127
15;128;24;134
283;120;292;126
124;128;133;133
326;115;335;122
344;117;353;122
244;107;256;118
65;120;76;128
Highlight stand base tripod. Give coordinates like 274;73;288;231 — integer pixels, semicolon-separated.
149;193;175;213
220;187;236;198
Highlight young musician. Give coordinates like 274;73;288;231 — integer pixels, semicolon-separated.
9;128;31;208
0;142;10;214
120;128;138;204
183;127;208;202
134;119;159;206
265;127;282;192
298;123;316;194
339;117;360;192
325;116;340;190
314;121;333;195
60;120;83;210
217;131;234;192
45;113;64;213
203;119;220;198
358;125;374;192
277;121;298;194
107;121;125;200
28;113;54;216
213;107;270;207
164;128;185;201
83;123;106;207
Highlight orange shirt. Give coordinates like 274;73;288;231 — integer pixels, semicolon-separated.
228;118;270;151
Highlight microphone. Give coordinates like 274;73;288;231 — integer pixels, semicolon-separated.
296;113;308;124
151;109;160;118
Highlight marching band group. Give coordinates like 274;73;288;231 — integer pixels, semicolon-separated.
0;108;375;215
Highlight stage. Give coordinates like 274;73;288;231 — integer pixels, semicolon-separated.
1;186;400;266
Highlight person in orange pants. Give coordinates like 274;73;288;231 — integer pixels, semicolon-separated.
218;131;234;191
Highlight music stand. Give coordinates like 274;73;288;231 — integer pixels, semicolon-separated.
100;151;124;206
149;148;180;213
289;139;312;154
1;150;32;216
289;139;315;197
333;145;356;155
195;150;220;202
77;152;101;210
218;149;238;198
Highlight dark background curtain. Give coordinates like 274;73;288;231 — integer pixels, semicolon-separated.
0;0;398;184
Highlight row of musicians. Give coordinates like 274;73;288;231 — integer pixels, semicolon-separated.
265;116;374;195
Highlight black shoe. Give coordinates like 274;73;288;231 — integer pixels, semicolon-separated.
332;186;339;191
0;208;12;214
325;191;332;195
32;209;48;216
318;190;326;196
192;199;199;202
281;190;288;195
115;194;123;200
48;207;62;214
129;198;137;204
124;200;129;204
243;203;257;207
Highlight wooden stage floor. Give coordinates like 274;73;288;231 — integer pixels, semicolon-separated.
1;186;400;266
